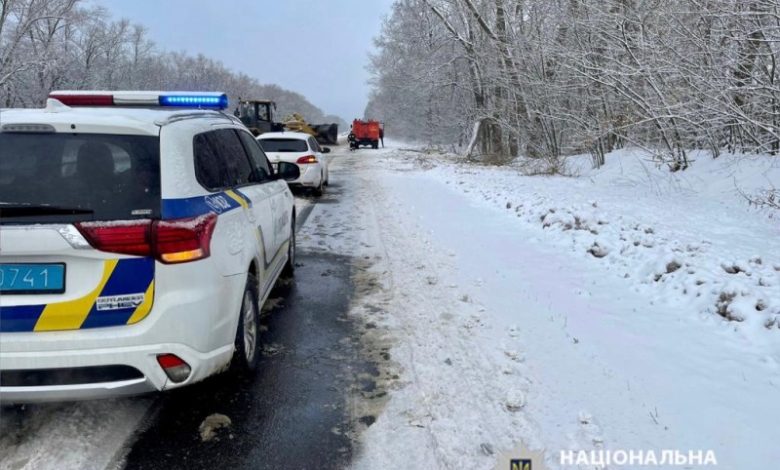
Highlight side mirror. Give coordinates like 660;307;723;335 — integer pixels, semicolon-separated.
276;161;300;181
322;147;331;154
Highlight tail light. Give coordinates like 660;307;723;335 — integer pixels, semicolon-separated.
73;221;152;256
153;215;217;263
157;354;191;383
75;214;217;264
296;155;318;164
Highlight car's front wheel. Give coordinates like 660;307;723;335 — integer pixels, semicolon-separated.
231;272;260;373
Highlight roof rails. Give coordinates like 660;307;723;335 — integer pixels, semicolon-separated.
154;110;243;127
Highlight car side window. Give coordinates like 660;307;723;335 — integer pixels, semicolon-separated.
237;130;273;183
194;132;231;190
216;129;255;187
308;137;321;153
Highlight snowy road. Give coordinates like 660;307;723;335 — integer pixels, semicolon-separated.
122;250;374;469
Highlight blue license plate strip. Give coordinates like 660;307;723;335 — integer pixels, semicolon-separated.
0;263;66;294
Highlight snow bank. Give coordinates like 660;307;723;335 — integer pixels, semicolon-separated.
428;149;780;341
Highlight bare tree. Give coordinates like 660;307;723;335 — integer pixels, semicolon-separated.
368;0;780;170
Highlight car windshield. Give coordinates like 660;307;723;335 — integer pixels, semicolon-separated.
0;133;161;224
257;138;308;153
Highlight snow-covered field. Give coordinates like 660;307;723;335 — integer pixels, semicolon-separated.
298;144;780;469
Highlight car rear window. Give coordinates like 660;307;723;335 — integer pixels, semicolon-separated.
257;138;309;153
0;133;160;224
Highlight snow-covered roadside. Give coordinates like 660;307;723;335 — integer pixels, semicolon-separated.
0;398;153;470
428;149;780;339
305;145;780;469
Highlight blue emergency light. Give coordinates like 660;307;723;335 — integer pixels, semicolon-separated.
159;94;228;109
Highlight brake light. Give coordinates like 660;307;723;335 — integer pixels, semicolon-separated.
75;214;217;264
296;155;318;164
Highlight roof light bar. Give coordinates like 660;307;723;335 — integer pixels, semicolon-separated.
47;91;229;109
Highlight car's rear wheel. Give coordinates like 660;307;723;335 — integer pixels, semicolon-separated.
282;215;296;278
313;173;324;196
232;272;260;373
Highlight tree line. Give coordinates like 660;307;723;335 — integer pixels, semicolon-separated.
367;0;780;169
0;0;342;125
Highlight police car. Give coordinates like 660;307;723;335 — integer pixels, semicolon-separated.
0;91;300;403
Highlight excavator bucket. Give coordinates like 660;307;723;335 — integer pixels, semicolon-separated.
314;123;339;145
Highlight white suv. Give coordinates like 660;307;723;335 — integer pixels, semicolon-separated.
0;91;299;403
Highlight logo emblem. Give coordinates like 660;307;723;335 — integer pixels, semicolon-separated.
96;293;145;311
495;443;547;470
205;194;232;214
510;459;532;470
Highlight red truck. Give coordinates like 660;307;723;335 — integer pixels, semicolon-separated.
349;119;384;150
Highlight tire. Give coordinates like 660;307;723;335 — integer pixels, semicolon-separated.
372;141;378;149
231;272;261;373
312;173;324;196
282;215;296;278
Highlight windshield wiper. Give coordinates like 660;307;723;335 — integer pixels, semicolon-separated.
0;203;94;217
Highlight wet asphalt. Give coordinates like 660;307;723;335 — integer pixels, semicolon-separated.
122;194;374;470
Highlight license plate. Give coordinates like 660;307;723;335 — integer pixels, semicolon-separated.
0;263;66;294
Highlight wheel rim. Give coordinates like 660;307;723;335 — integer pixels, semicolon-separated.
242;290;257;363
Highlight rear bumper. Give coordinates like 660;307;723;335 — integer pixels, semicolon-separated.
0;263;246;404
0;378;154;404
0;341;234;403
286;164;321;187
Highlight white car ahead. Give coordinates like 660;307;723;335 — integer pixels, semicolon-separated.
0;91;300;403
256;132;331;196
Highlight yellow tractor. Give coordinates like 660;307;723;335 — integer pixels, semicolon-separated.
283;113;339;145
234;99;285;136
234;99;339;145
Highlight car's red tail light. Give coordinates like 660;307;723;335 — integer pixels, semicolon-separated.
75;214;217;264
153;214;217;263
296;155;318;164
74;220;152;257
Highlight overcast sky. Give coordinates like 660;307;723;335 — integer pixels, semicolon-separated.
94;0;396;120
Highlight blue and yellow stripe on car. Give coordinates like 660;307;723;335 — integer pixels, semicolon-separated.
0;258;155;333
161;190;251;219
